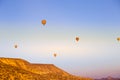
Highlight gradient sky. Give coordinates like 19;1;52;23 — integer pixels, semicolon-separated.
0;0;120;78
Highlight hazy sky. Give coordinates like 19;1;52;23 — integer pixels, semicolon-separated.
0;0;120;78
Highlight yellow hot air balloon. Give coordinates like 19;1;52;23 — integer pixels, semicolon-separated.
117;37;120;42
14;44;18;48
41;19;46;25
75;37;79;42
53;53;57;57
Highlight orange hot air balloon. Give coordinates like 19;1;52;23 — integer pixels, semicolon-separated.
53;53;57;57
41;19;46;25
117;37;120;42
14;44;18;48
76;37;79;42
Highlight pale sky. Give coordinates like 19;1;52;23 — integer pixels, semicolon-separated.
0;0;120;78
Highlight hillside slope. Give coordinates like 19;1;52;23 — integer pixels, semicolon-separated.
0;61;46;80
0;57;92;80
0;57;69;75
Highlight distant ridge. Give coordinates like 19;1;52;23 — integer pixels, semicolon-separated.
0;57;93;80
95;76;120;80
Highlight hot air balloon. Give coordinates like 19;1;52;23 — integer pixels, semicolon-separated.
14;44;18;48
41;19;46;25
53;53;57;57
75;37;79;42
117;37;120;42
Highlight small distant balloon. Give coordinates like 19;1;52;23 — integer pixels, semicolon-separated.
41;19;46;25
117;37;120;42
53;53;57;57
75;37;79;42
14;44;18;48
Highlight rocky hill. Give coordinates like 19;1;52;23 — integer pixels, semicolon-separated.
0;57;93;80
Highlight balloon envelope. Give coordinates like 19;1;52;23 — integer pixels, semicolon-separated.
14;44;18;48
53;53;57;57
41;19;46;25
117;37;120;41
76;37;79;42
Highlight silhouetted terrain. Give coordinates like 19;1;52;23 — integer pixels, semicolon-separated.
95;76;120;80
0;57;93;80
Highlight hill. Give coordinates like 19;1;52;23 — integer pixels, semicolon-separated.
95;76;120;80
0;57;93;80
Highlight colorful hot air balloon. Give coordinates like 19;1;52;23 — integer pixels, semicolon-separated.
117;37;120;42
14;44;18;48
53;53;57;57
75;37;79;42
41;19;46;25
